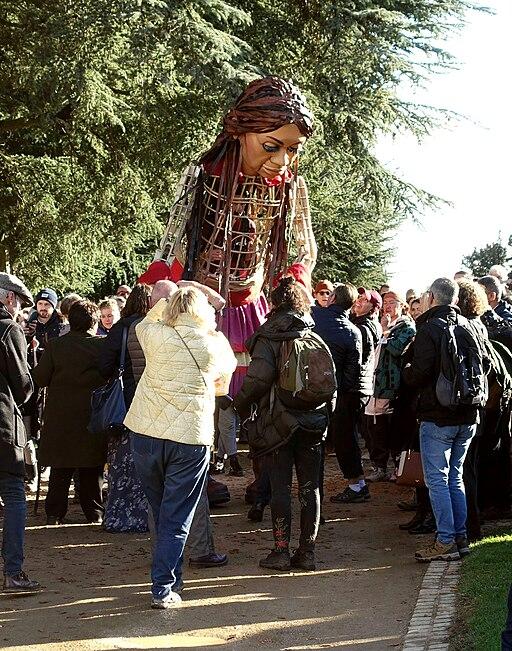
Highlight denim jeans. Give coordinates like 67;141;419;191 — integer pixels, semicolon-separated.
420;421;477;544
0;471;26;576
131;433;209;599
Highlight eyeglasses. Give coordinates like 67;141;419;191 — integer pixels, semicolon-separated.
318;290;331;296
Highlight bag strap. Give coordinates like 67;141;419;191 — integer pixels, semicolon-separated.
172;327;207;388
119;326;129;374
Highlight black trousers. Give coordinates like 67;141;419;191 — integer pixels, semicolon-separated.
463;435;482;541
363;413;394;470
332;393;366;479
45;466;104;521
267;432;322;552
478;409;511;512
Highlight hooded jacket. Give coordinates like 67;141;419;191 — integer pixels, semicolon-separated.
0;304;33;475
233;309;328;457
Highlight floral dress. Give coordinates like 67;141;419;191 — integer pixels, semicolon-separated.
103;433;149;533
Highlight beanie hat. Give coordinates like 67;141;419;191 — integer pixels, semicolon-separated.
35;288;58;309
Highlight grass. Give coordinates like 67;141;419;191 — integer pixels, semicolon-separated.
452;531;512;650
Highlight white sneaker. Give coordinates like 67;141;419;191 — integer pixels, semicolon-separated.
151;591;182;609
366;468;387;482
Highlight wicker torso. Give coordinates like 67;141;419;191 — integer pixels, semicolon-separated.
194;174;283;294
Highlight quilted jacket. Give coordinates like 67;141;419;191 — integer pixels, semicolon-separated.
124;300;236;446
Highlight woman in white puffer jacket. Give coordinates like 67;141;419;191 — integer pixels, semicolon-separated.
125;287;236;610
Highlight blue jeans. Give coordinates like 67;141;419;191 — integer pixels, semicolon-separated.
131;434;209;599
0;472;26;576
420;421;477;544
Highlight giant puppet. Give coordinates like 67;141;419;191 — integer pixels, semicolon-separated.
155;76;317;401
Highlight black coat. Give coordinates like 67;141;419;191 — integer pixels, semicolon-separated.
403;304;479;426
233;309;328;457
32;331;106;468
0;305;33;475
98;315;141;408
351;313;382;396
311;304;362;394
481;309;512;351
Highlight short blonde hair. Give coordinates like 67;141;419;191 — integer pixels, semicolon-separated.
98;298;120;315
162;287;215;329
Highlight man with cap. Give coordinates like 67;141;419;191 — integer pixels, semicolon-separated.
0;273;42;593
313;280;334;308
24;288;62;363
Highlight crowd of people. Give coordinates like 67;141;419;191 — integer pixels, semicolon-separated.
0;260;511;608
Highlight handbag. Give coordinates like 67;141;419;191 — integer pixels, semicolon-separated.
88;327;128;435
396;449;425;487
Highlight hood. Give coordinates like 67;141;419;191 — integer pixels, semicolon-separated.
246;309;314;354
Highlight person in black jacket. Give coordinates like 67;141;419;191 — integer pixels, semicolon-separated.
0;273;41;593
403;277;484;563
234;277;328;572
312;283;369;503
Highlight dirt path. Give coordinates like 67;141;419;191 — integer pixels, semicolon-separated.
1;457;425;650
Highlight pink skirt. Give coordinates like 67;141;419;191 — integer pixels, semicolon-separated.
216;295;268;396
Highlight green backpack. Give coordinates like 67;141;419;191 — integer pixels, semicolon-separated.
276;332;337;408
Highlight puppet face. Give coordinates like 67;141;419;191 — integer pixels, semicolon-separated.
238;123;307;178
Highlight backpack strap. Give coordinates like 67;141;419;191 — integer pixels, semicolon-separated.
119;326;129;374
172;326;207;388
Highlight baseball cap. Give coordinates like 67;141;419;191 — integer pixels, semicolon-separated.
35;288;58;309
0;272;34;308
357;287;383;310
314;280;334;294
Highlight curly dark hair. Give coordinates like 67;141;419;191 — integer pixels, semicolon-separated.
269;276;310;316
456;279;488;318
121;284;151;318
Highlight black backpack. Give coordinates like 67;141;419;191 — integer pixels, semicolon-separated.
432;315;489;409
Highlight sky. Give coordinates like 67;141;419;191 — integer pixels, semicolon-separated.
376;0;511;296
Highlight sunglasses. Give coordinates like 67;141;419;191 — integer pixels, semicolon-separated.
318;290;331;296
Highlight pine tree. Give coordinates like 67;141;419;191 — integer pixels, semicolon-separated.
462;235;511;278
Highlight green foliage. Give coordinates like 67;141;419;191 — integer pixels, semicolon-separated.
455;533;512;651
0;0;482;294
462;236;511;278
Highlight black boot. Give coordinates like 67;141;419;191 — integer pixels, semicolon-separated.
409;512;437;535
247;503;265;522
290;549;316;571
399;511;426;531
228;454;244;477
